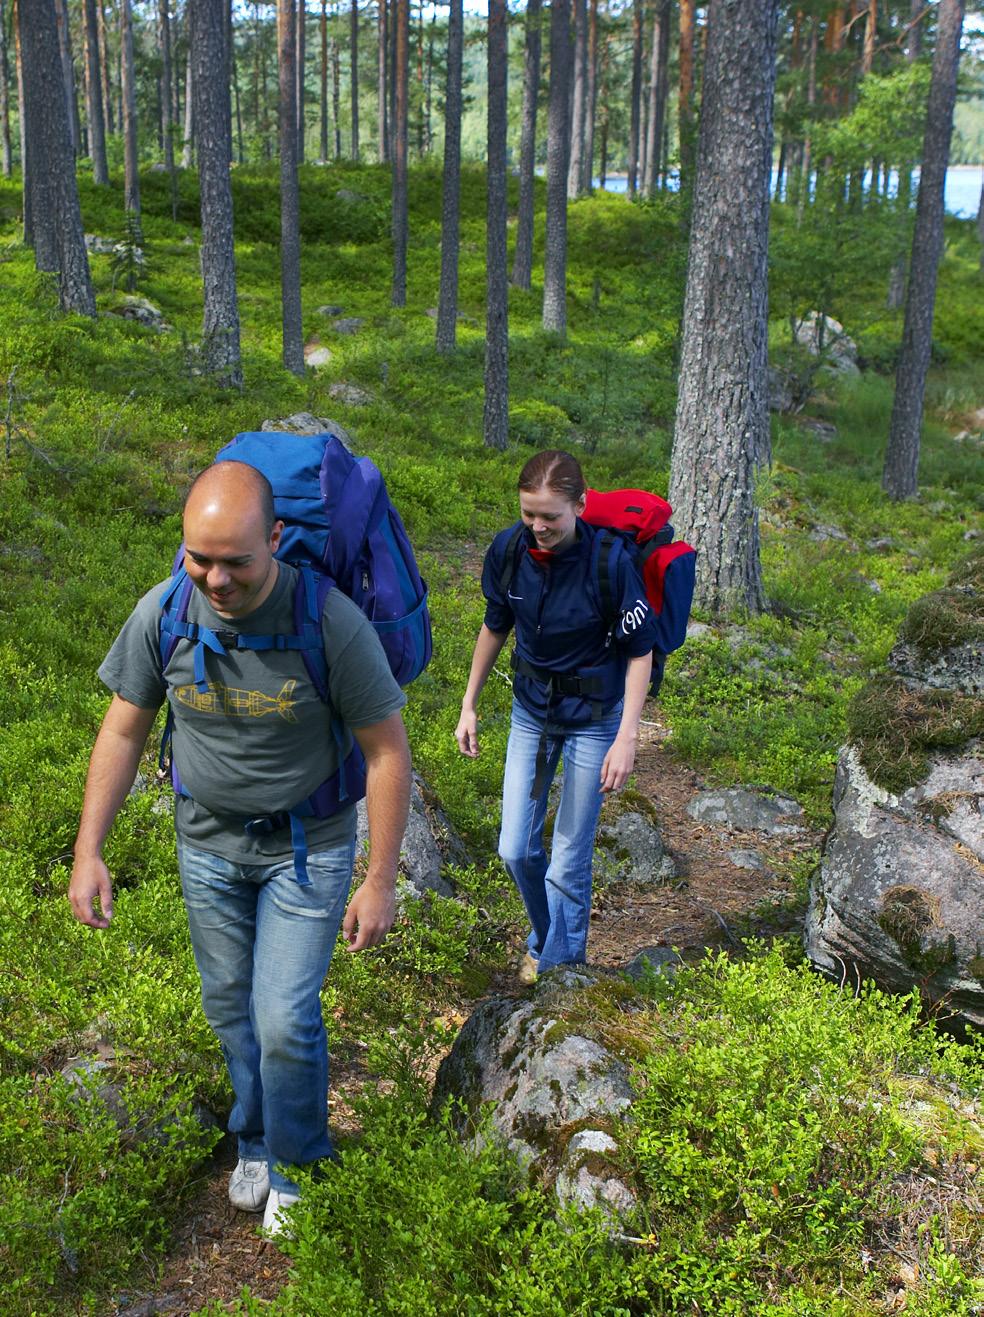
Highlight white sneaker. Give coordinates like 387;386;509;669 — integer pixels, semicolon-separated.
262;1187;300;1237
228;1157;270;1212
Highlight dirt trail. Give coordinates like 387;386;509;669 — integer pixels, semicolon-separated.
119;712;824;1316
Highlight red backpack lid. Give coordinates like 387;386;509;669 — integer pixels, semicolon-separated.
582;487;673;543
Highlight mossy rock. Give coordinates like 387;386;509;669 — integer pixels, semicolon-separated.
847;674;984;794
948;543;984;592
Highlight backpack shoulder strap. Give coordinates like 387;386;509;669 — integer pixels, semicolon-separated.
291;562;336;704
497;523;527;598
591;529;620;627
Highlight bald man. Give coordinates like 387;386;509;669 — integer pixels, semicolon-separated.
70;462;411;1236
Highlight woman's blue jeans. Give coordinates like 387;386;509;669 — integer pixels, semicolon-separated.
177;839;355;1194
498;698;622;972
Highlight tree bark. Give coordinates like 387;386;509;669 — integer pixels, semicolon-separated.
297;0;307;161
377;0;387;161
191;0;242;386
120;0;140;225
627;0;641;196
158;0;175;175
350;0;359;158
15;2;29;241
976;177;983;272
276;0;304;375
542;0;571;336
391;0;408;304
436;0;462;351
484;0;509;449
566;0;586;199
678;0;695;185
861;0;875;76
55;0;81;155
669;0;779;616
582;0;597;193
882;0;964;500
1;0;14;176
17;0;96;313
511;0;541;290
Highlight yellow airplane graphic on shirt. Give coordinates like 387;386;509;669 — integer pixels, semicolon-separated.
174;680;298;723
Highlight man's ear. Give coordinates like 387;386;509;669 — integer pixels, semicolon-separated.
270;519;286;552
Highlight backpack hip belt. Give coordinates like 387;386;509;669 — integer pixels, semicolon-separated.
510;650;610;801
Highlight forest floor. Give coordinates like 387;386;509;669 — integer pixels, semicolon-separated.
120;713;825;1317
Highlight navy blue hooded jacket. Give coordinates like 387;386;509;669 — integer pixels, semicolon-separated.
482;520;661;724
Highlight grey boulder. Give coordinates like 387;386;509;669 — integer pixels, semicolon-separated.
687;787;804;835
805;744;984;1030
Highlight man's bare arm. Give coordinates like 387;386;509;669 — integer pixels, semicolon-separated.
342;711;412;952
69;695;160;928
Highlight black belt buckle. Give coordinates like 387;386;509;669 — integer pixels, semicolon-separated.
244;811;290;836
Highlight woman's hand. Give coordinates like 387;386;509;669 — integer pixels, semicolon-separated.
600;733;636;793
455;707;480;757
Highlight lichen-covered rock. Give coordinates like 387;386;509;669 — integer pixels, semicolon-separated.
595;809;676;884
805;744;984;1030
111;295;171;332
260;413;356;451
328;381;373;407
355;772;467;899
888;587;984;696
624;946;684;981
433;967;638;1219
794;311;860;377
687;787;804;834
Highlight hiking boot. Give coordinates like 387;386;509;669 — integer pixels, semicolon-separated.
517;951;538;985
262;1187;301;1238
228;1157;270;1212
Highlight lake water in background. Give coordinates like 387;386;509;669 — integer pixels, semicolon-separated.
594;164;984;218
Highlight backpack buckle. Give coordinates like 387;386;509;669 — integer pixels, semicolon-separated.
243;811;290;836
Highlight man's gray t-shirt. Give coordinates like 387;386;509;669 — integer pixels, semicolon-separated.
98;562;406;862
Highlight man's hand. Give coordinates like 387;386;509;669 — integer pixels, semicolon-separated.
68;855;115;929
342;877;396;951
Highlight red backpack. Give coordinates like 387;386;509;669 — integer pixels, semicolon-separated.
582;487;696;692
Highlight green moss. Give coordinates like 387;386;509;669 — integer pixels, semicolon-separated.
966;955;984;987
876;886;956;978
916;791;977;826
847;674;984;794
900;588;984;655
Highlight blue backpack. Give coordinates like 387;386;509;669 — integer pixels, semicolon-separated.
157;429;431;883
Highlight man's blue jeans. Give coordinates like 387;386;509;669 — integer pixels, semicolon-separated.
177;839;355;1194
498;698;622;972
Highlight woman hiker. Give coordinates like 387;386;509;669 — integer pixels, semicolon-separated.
455;450;660;982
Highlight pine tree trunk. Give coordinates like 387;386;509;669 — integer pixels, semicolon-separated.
55;0;80;155
1;0;14;177
232;21;244;164
511;0;541;290
598;31;610;189
861;0;875;76
332;9;341;157
391;0;408;304
350;0;359;159
643;0;668;198
436;0;462;351
424;8;434;155
182;37;194;164
582;0;596;193
797;19;817;221
120;0;140;225
321;0;329;159
566;0;586;199
297;0;306;161
377;0;387;161
678;0;695;185
191;0;242;385
98;0;114;134
669;0;779;616
484;0;509;449
159;0;175;173
276;0;304;375
627;0;641;196
17;0;96;313
976;177;983;272
882;0;964;501
907;0;922;59
542;0;571;336
15;4;29;241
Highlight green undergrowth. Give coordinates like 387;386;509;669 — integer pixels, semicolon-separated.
0;163;981;1310
196;948;982;1316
